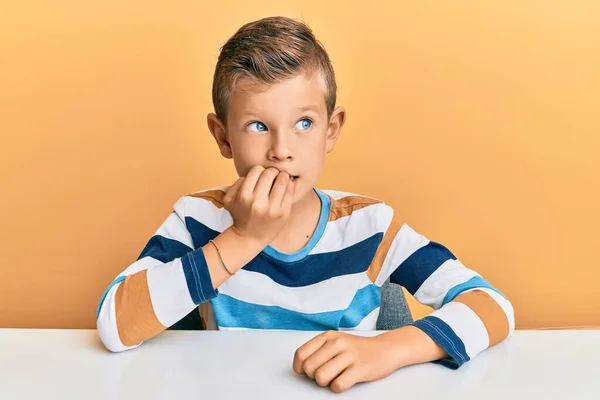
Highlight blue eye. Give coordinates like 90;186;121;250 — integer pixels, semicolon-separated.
295;119;313;131
247;122;267;132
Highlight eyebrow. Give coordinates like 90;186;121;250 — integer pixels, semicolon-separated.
297;105;320;113
238;105;321;121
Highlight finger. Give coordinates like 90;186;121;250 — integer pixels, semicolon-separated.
302;340;345;379
293;331;334;375
223;177;244;204
330;366;361;394
239;166;265;201
314;352;353;388
281;178;296;209
253;167;280;200
269;172;289;207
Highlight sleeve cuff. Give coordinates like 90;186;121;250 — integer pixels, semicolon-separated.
181;248;219;304
411;315;470;369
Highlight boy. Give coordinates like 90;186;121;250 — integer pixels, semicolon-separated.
97;16;514;393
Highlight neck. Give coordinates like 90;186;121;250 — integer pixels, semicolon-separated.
270;188;322;253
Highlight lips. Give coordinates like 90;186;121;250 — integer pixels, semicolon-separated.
264;167;298;181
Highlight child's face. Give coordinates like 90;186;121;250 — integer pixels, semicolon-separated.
208;72;346;204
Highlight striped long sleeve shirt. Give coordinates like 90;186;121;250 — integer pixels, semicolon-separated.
97;188;514;367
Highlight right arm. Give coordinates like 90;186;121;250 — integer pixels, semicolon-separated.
97;166;295;352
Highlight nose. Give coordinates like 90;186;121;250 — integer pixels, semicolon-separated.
267;132;294;162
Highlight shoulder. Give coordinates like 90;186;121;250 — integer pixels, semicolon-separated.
184;187;229;208
320;189;394;222
172;187;232;232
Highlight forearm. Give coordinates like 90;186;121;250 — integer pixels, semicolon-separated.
377;325;448;369
203;227;267;288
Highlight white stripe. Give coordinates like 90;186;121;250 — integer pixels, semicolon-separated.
118;198;195;279
146;257;197;327
375;224;430;286
218;269;369;314
185;195;233;233
117;195;195;277
96;284;140;352
154;211;195;249
429;302;490;360
413;259;479;309
310;203;393;255
118;256;164;278
339;307;380;331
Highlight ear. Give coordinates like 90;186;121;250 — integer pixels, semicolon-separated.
325;106;346;153
207;113;233;159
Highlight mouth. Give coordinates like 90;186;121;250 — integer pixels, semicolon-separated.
264;167;299;181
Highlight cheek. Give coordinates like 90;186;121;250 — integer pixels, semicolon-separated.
232;160;248;178
233;158;261;178
230;141;264;177
307;142;327;166
231;150;252;176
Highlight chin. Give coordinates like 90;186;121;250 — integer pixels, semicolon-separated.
291;182;316;204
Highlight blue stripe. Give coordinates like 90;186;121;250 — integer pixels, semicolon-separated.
247;233;383;287
211;284;381;330
263;189;331;262
211;294;345;330
181;249;218;304
185;215;384;288
442;276;507;306
412;316;470;368
185;217;220;248
339;284;381;328
138;235;193;263
390;241;456;295
432;358;460;370
96;276;126;318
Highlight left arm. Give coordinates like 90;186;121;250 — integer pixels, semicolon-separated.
293;221;514;392
293;325;447;393
388;229;515;369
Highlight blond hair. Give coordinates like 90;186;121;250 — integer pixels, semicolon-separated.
212;16;337;125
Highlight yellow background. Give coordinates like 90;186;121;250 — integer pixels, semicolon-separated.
1;1;599;329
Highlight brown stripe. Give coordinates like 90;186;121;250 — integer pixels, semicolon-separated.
366;216;404;282
454;290;509;346
188;189;226;209
115;270;166;347
328;195;382;221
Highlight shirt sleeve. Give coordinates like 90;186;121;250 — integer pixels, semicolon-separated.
386;222;515;368
96;196;218;352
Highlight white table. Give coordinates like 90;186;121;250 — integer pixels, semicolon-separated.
0;329;599;399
